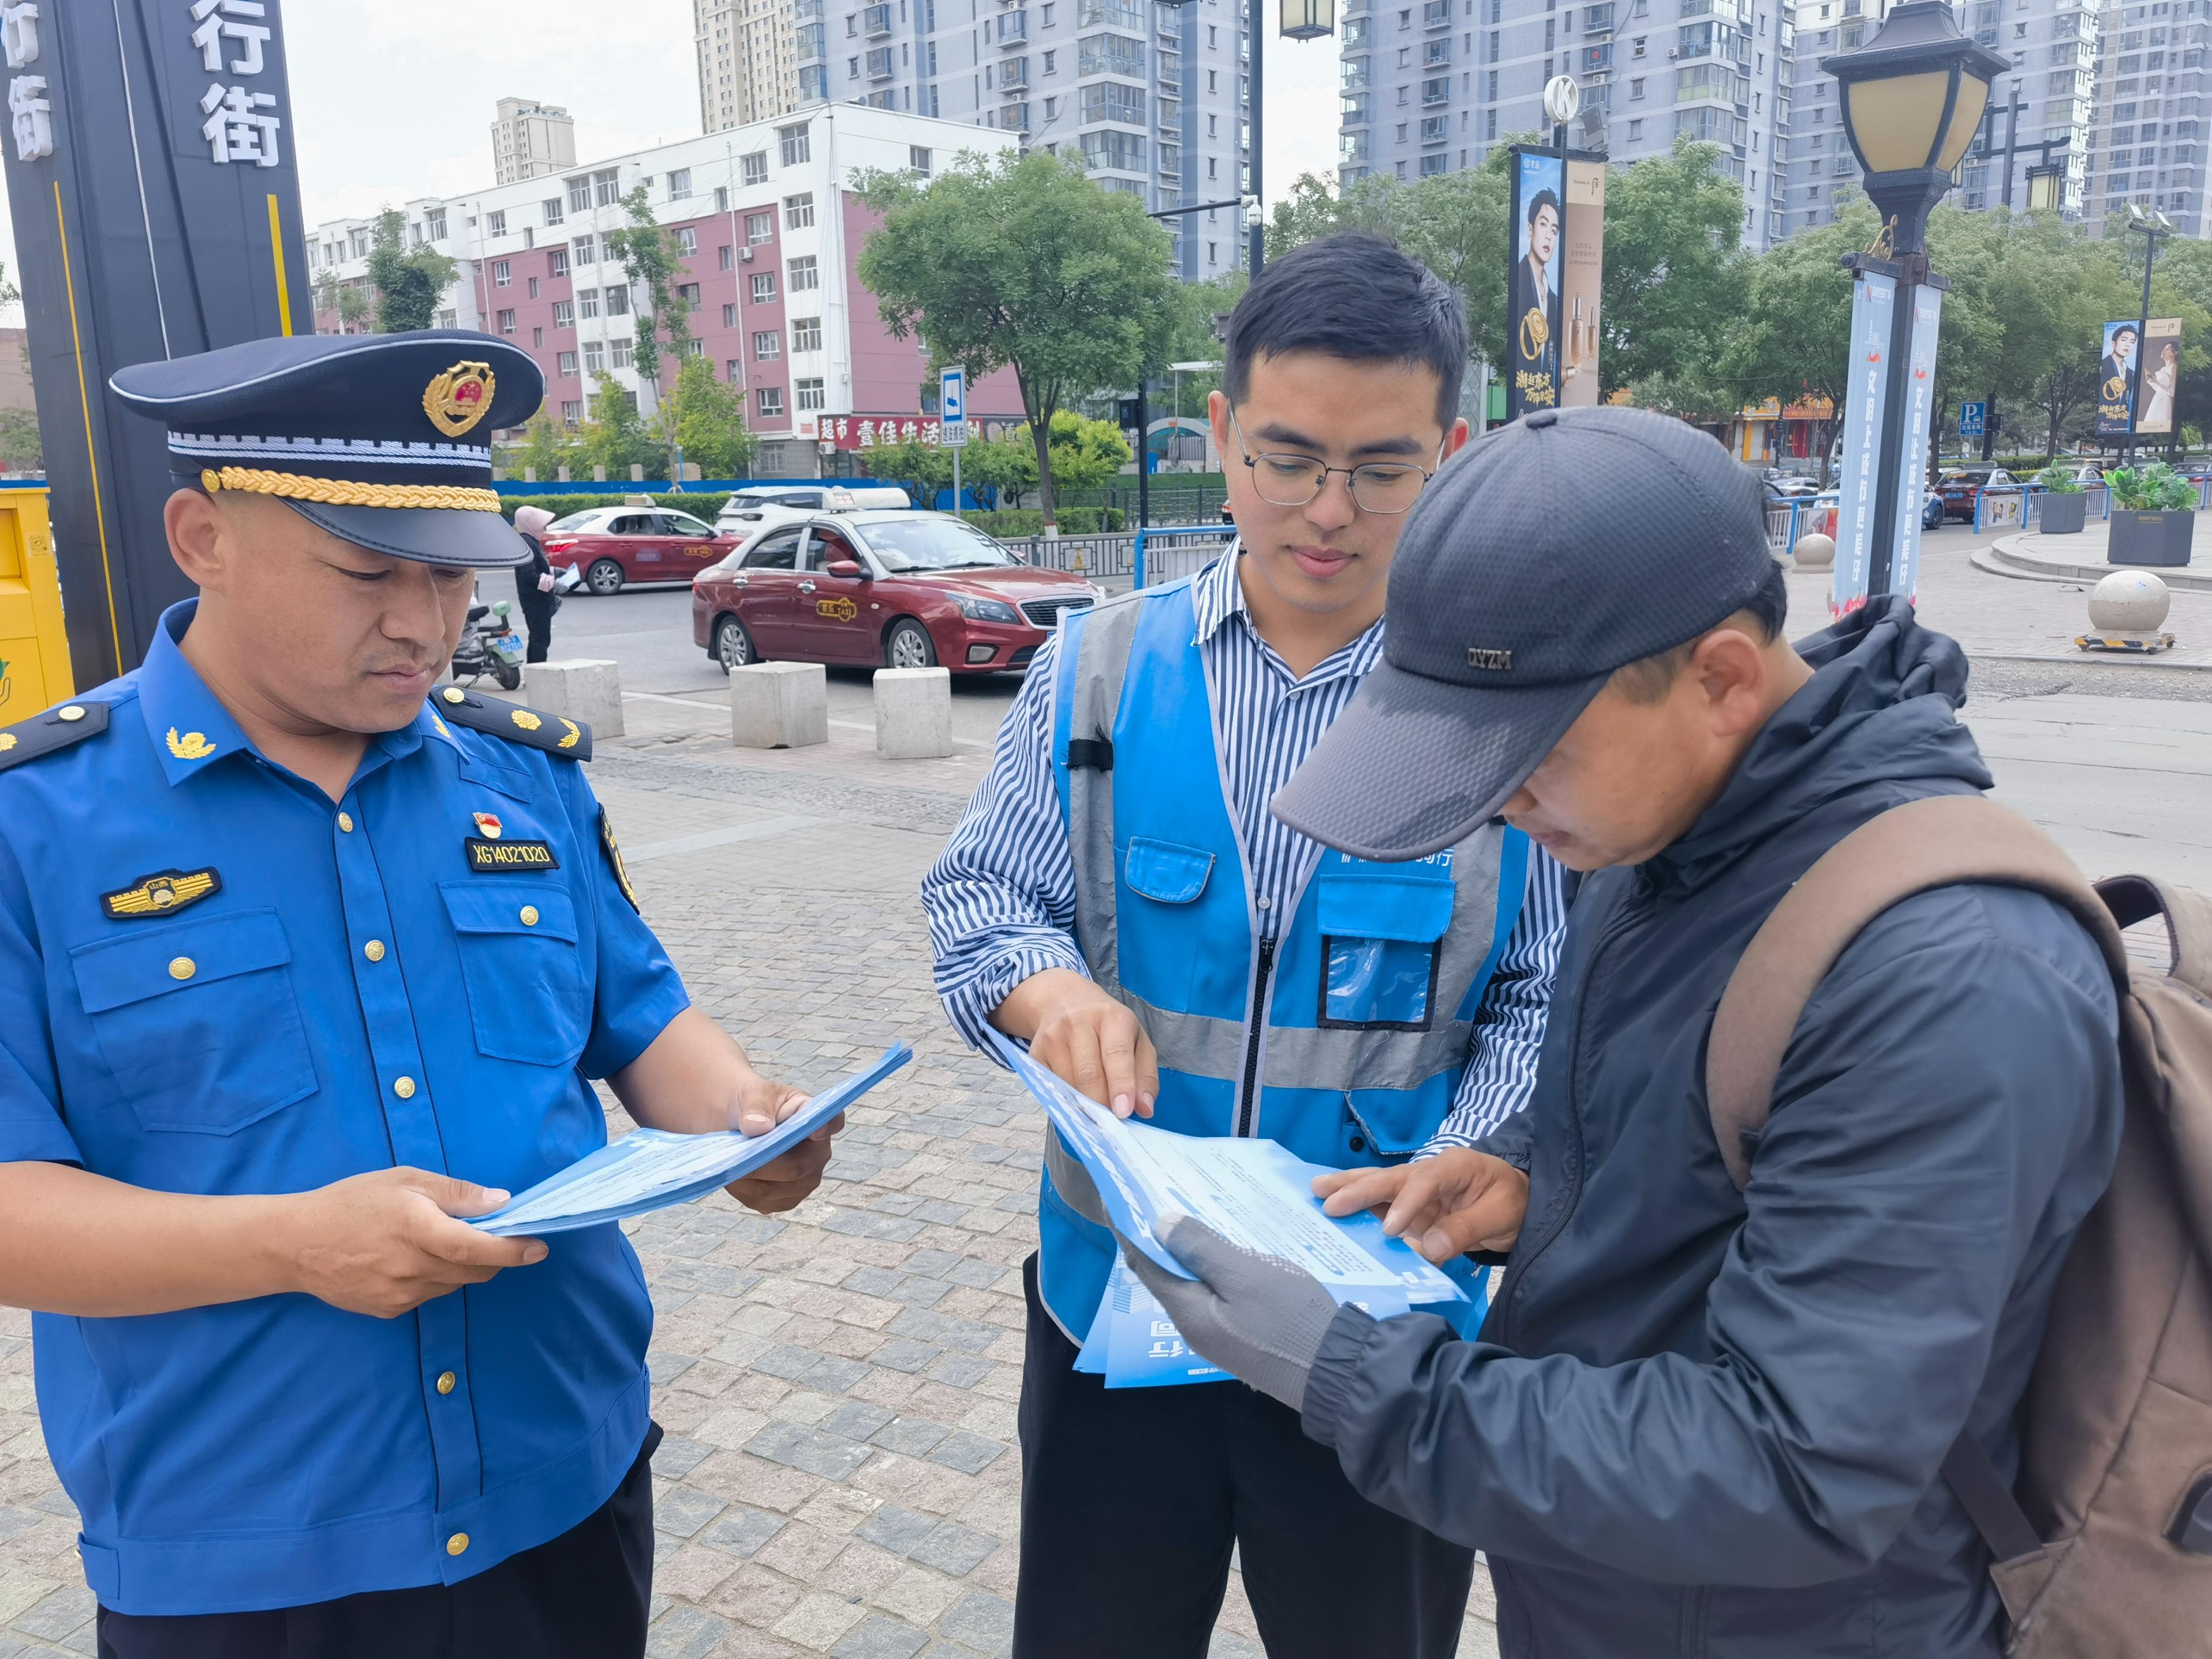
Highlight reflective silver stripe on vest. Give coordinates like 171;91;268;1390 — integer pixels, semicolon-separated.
1067;591;1145;996
1063;586;1507;1105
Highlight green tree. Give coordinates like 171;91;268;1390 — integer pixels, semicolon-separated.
870;437;954;506
0;408;41;472
603;186;698;472
855;149;1177;530
1036;409;1131;495
1719;204;1877;482
365;207;458;333
668;353;758;479
509;415;577;481
961;426;1038;508
579;373;662;478
1600;138;1749;405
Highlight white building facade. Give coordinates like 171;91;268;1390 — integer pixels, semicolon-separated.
490;96;579;185
2084;0;2207;235
700;0;806;131
310;106;1028;477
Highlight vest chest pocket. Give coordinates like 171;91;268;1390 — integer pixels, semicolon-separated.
1118;836;1217;1012
1316;868;1455;1031
440;881;587;1066
69;910;319;1135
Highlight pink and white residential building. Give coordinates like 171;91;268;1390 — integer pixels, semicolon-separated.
310;104;1026;476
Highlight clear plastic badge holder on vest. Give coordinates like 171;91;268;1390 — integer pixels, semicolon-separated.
989;1030;1473;1385
470;1044;912;1236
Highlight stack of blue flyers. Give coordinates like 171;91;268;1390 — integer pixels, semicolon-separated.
1075;1260;1229;1389
470;1044;911;1236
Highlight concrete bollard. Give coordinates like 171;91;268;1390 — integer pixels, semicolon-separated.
873;667;954;759
2088;569;2172;633
731;661;828;749
523;659;625;738
1791;531;1836;570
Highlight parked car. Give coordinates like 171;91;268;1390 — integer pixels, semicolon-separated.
538;505;740;595
692;511;1100;674
1761;469;1823;500
1923;488;1945;530
1934;467;2020;522
713;484;911;537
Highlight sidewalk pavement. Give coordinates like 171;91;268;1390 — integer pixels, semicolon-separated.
0;732;1506;1659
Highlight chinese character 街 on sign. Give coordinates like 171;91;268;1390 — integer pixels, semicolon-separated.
195;0;281;168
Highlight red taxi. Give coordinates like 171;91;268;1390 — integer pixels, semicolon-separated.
539;504;742;595
691;511;1099;673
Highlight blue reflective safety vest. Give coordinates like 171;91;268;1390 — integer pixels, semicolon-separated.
1041;576;1530;1338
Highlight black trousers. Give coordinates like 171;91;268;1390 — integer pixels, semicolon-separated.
1013;1255;1474;1659
516;593;556;664
96;1426;660;1659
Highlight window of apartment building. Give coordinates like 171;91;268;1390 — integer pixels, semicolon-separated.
677;282;701;304
722;302;738;328
757;386;784;418
527;276;540;298
746;210;774;244
496;308;516;333
1630;75;1644;96
784;192;815;228
558;350;579;377
787;255;819;292
532;326;545;347
611;338;634;369
682;339;704;359
846;11;857;32
1486;107;1498;137
1398;44;1411;63
909;146;932;177
560;399;583;426
667;167;692;199
578;288;600;319
796;378;826;412
779;122;811;166
549;248;570;277
573;234;595;264
493;259;512;287
584;340;605;372
674;227;698;255
742;150;768;186
553;299;574;328
604;285;631;316
593;167;621;205
437;308;456;328
1626;116;1642;138
755;329;782;360
787;316;821;353
487;210;507;237
542;196;563;227
752;272;777;302
1044;47;1057;71
1488;67;1499;95
567;175;592;214
726;360;744;383
425;207;447;240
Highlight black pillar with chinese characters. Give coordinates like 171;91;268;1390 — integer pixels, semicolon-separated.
0;0;311;684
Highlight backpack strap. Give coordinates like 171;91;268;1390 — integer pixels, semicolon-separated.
1706;793;2126;1190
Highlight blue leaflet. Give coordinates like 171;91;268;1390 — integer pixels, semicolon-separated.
470;1043;912;1235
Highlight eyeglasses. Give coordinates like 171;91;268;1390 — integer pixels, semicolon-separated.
1228;406;1439;516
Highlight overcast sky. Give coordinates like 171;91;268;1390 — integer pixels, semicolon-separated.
0;0;1339;325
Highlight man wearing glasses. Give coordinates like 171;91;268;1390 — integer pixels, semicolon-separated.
922;235;1567;1658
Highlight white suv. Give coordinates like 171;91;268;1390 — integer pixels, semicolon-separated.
714;485;911;536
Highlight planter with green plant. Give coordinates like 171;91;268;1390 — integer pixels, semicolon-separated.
2105;461;2197;567
2033;463;2088;535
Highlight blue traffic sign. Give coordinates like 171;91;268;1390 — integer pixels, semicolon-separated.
1960;400;1987;438
939;367;965;425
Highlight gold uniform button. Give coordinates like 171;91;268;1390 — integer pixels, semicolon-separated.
57;705;85;722
364;940;386;963
519;905;539;927
441;688;466;705
436;1370;457;1395
168;957;196;981
446;1532;469;1557
337;812;354;832
394;1076;416;1099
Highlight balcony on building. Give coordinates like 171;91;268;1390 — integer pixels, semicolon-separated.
1341;91;1370;124
867;46;895;78
1341;131;1370;164
793;0;824;18
1002;99;1031;131
1158;96;1183;131
1584;1;1613;31
998;10;1029;45
1160;142;1182;176
797;22;826;59
1341;55;1370;91
1420;113;1448;141
863;1;893;34
1002;55;1029;88
1423;0;1452;28
1421;74;1450;105
1582;41;1613;73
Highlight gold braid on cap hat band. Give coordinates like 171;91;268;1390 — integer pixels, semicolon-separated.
199;467;503;512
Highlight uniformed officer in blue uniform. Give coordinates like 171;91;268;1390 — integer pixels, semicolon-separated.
0;331;838;1659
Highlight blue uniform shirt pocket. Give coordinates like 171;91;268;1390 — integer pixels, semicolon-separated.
439;880;587;1066
69;909;319;1135
1316;867;1455;1030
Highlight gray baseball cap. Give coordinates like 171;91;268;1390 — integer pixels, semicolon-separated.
1271;406;1777;861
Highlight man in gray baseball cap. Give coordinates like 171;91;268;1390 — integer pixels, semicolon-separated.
1120;406;2125;1657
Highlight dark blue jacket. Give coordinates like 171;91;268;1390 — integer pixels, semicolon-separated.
1300;599;2124;1657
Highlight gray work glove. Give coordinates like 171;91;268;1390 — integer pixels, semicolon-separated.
1115;1213;1342;1414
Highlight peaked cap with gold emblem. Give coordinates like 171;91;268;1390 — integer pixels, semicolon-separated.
108;331;543;569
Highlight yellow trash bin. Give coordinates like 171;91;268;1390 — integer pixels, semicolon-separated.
0;487;74;721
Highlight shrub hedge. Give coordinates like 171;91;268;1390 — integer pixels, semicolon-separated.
958;507;1125;537
501;492;734;524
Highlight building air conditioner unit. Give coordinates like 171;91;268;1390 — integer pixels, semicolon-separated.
741;246;755;261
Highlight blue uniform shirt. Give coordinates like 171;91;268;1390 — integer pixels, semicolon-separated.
0;601;689;1616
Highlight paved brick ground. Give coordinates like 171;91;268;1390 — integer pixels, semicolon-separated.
0;739;1503;1659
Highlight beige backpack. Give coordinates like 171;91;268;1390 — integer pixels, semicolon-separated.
1706;794;2212;1656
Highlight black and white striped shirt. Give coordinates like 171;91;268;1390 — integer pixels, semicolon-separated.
921;549;1567;1153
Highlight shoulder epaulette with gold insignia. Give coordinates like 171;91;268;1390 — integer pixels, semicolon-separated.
0;698;110;775
430;686;592;760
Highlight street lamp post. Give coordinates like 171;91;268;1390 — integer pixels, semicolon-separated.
1824;0;2007;599
2122;203;2174;468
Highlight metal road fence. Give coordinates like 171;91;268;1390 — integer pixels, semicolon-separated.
1760;476;2212;551
1009;525;1239;587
